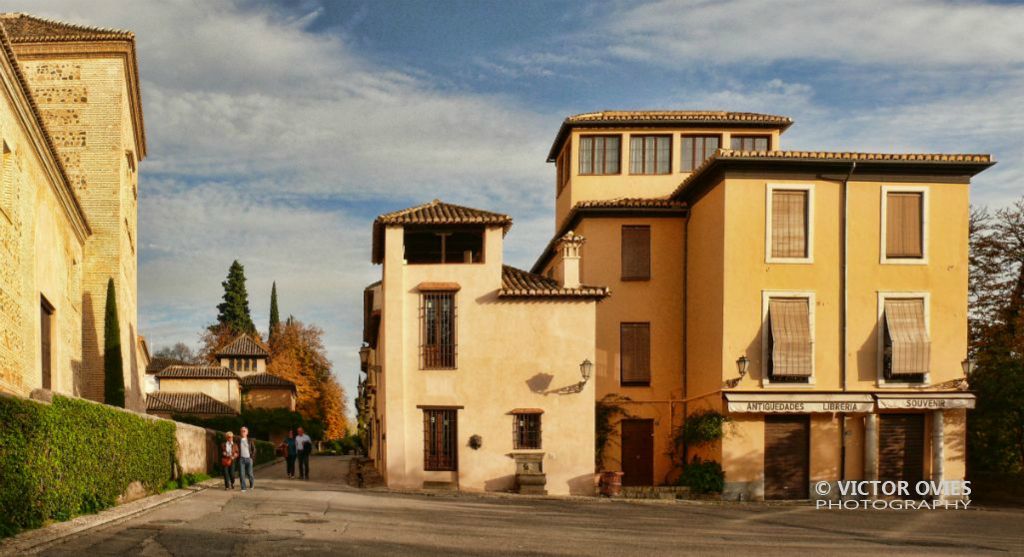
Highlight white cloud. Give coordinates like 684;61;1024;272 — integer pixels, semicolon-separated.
601;0;1024;67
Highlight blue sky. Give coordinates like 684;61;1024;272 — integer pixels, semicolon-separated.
14;1;1024;411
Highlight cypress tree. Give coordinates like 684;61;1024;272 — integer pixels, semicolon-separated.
215;260;256;335
269;281;280;340
103;278;125;407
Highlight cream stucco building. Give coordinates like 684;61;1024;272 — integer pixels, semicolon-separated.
362;200;607;495
0;14;147;410
531;110;992;499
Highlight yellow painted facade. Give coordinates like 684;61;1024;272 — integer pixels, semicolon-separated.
533;111;989;499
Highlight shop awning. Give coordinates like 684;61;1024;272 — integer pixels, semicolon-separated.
724;393;875;413
884;299;930;375
769;298;813;377
874;392;975;410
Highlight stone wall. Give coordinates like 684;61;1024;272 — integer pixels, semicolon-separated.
174;420;218;475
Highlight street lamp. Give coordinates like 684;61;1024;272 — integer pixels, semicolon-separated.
359;344;370;367
580;359;593;383
961;357;976;377
736;355;749;378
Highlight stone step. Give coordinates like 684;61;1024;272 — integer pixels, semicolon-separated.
422;481;457;491
619;486;692;500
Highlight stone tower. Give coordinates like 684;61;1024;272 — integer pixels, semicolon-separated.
1;14;147;410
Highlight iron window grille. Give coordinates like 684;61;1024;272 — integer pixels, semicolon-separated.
420;291;457;369
423;408;458;471
513;413;542;450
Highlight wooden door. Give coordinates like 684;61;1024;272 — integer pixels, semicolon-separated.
879;414;925;484
764;415;810;499
621;419;654;486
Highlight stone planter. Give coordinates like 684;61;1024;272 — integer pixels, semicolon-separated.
514;453;547;495
599;471;624;497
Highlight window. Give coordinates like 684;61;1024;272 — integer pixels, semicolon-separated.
767;297;813;383
579;135;621;175
423;408;457;471
767;186;812;261
404;227;484;264
884;190;925;260
421;291;456;369
621;225;651;280
881;297;929;383
40;296;54;390
681;135;720;171
513;411;542;449
556;144;570;195
620;322;651;386
629;135;671;175
730;135;770;151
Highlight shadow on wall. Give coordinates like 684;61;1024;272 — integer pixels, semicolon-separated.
526;373;553;394
567;473;598;496
484;474;515;492
129;323;141;410
77;292;98;399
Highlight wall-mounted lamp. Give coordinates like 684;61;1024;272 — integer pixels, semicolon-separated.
961;357;976;377
358;344;371;367
580;359;593;384
736;355;750;378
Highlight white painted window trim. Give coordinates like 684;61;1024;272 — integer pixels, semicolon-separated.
765;183;815;264
876;291;931;387
880;185;929;265
760;290;816;388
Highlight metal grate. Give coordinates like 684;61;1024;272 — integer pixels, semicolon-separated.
513;413;542;450
423;408;458;471
421;292;456;369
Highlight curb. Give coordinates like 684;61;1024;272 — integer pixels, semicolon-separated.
0;484;208;556
0;461;283;555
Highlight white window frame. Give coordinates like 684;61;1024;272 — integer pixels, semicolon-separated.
880;185;928;265
876;291;931;387
765;183;814;264
760;290;816;388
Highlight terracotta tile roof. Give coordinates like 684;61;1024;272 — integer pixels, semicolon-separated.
146;392;237;416
215;335;269;358
670;149;996;201
156;365;239;380
500;265;609;299
146;357;187;375
0;13;134;42
530;198;687;273
240;373;296;389
372;199;513;263
548;110;793;161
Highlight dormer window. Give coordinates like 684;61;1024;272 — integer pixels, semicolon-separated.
404;226;484;264
730;135;770;151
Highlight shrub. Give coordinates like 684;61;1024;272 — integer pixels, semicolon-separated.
0;395;176;538
677;410;730;447
676;457;725;494
103;278;125;407
163;472;211;492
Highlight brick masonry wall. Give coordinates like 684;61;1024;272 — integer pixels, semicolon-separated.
18;55;144;411
0;63;84;398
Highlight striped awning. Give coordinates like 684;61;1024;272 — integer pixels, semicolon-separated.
769;298;813;377
884;299;930;375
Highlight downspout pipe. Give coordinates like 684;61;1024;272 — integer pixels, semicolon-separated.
682;213;690;465
840;161;855;483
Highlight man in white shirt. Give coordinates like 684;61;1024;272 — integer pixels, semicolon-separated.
295;427;312;480
238;426;257;491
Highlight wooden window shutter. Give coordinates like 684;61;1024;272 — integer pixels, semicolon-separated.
768;298;813;377
621;225;651;280
884;298;930;376
886;192;923;258
620;323;651;385
771;190;808;258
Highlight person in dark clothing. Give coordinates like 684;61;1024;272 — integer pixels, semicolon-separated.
283;429;298;478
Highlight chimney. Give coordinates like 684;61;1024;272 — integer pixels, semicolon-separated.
556;231;585;289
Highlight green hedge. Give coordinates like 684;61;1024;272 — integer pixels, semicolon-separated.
0;395;176;538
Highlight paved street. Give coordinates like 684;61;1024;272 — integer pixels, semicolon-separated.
36;456;1024;556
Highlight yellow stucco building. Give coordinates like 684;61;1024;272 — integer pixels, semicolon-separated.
362;200;607;495
0;14;147;410
532;111;992;499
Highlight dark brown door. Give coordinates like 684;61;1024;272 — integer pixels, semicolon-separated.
621;419;654;486
423;409;457;471
764;415;810;499
879;414;925;484
40;297;54;390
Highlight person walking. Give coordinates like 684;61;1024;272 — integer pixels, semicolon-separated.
283;429;297;479
295;427;312;480
238;426;257;492
221;431;238;490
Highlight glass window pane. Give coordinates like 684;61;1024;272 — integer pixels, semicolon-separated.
606;136;620;173
656;136;670;173
594;137;605;174
630;136;643;174
682;137;695;171
579;137;593;174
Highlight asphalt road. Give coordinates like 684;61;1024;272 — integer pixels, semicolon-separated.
37;456;1024;556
